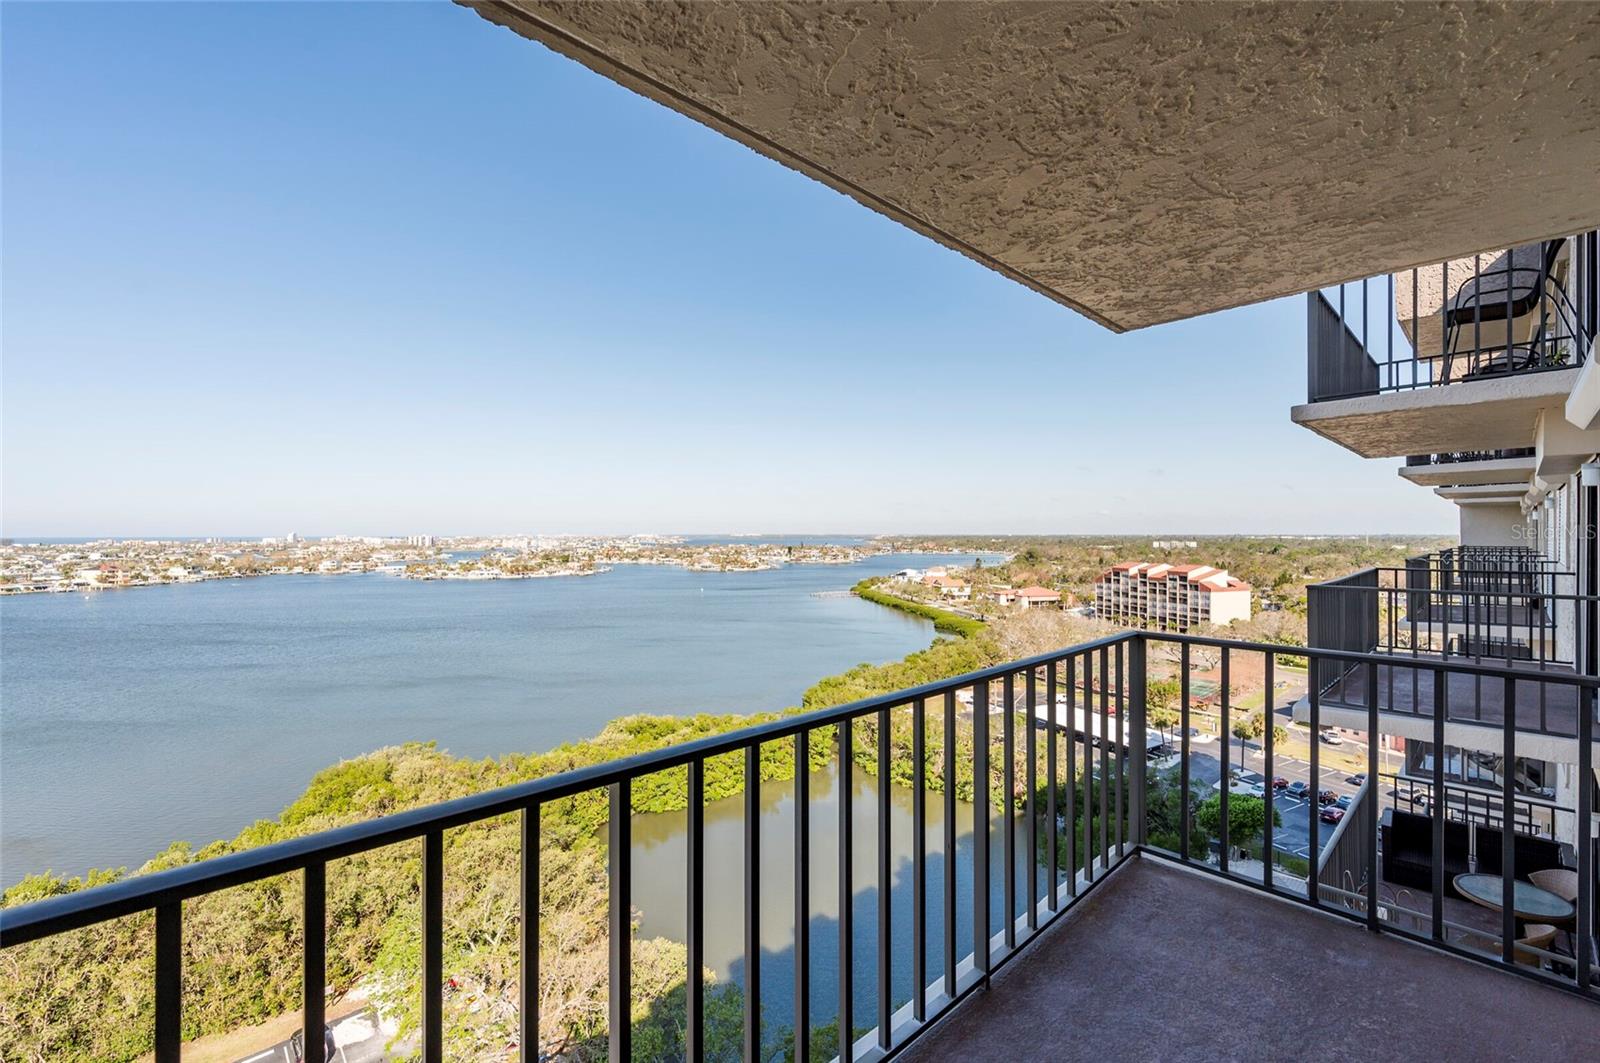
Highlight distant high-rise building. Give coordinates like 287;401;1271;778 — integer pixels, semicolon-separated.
1095;563;1251;631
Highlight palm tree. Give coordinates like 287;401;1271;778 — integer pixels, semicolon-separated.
1231;712;1266;769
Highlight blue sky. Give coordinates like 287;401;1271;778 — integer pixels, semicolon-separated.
1;2;1453;537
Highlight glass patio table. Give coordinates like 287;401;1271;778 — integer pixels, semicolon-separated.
1452;873;1575;923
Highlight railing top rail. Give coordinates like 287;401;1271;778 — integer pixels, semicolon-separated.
1311;565;1578;589
4;628;1593;948
1144;631;1600;686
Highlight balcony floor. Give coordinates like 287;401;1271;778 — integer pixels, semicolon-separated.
899;857;1596;1062
1320;657;1582;736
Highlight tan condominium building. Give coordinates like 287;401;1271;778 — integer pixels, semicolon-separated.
1094;562;1252;630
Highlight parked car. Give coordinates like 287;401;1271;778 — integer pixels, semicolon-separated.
1318;729;1344;745
1317;789;1338;805
1320;806;1345;825
1219;771;1268;798
1346;772;1366;786
1271;776;1289;790
1284;781;1310;801
1335;794;1353;810
1185;727;1216;745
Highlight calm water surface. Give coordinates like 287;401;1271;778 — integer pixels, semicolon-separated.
630;760;1047;1038
0;552;993;883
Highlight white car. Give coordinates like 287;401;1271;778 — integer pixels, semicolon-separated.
1185;727;1216;745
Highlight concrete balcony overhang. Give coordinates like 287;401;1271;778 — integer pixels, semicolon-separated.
1289;369;1578;459
1535;409;1600;482
1399;453;1537;488
1435;482;1535;505
459;2;1600;332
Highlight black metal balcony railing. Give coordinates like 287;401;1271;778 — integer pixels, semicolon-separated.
1305;559;1600;735
1405;448;1537;467
2;632;1595;1062
1306;230;1599;402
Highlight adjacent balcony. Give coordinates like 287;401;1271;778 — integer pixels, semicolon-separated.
1400;448;1538;488
1304;555;1593;747
2;631;1595;1062
1292;231;1596;458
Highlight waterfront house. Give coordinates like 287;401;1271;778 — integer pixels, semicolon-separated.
1013;586;1062;610
5;5;1596;1062
924;574;971;600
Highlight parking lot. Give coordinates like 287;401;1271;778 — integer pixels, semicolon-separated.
1175;744;1369;861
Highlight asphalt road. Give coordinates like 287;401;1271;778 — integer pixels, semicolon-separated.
235;1008;392;1063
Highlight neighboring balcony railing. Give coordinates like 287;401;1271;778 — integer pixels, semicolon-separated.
2;632;1595;1062
1412;548;1569;601
1305;564;1595;732
1405;448;1536;467
1306;230;1598;402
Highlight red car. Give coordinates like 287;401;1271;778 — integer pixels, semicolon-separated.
1271;776;1289;790
1319;806;1345;825
1317;789;1339;805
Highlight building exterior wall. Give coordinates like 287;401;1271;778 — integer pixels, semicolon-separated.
1204;589;1252;626
1458;502;1525;547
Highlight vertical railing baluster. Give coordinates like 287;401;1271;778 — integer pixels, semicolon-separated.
688;762;705;1063
1179;643;1191;863
1365;664;1380;930
1262;652;1275;889
608;786;631;1063
973;679;991;980
1307;658;1321;906
911;699;926;1024
1098;646;1110;871
420;829;444;1063
1115;642;1126;859
1025;666;1038;928
520;806;541;1061
1129;638;1147;849
1431;675;1446;942
1046;660;1059;908
838;719;853;1061
154;901;181;1063
1219;647;1231;875
1082;653;1095;880
942;691;956;997
791;739;808;1063
1504;248;1514;369
1067;654;1079;892
1002;672;1016;948
1474;253;1483;371
1577;686;1593;990
744;747;762;1061
304;861;326;1063
876;708;891;1052
1500;679;1516;965
1440;259;1449;383
1387;271;1394;388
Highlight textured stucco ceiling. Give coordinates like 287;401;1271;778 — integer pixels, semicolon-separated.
460;1;1600;332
